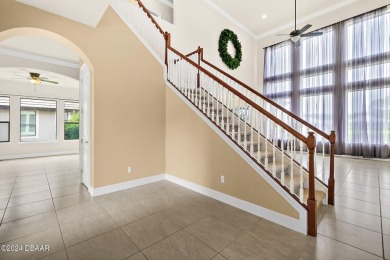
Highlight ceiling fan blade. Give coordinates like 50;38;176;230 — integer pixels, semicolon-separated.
41;79;59;84
301;31;324;37
40;77;48;80
298;24;312;34
294;40;301;48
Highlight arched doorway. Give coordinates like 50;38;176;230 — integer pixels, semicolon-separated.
0;27;94;192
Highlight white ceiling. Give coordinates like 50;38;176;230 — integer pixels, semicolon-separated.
16;0;110;27
0;36;80;64
207;0;389;38
0;67;79;88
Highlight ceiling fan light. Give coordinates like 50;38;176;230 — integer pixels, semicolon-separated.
291;36;300;42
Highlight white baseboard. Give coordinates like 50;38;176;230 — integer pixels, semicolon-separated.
87;172;307;234
165;174;307;235
0;151;78;161
90;174;166;197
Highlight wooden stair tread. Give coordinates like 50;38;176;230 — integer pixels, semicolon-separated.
303;189;326;210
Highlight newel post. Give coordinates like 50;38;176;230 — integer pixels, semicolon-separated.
164;32;171;67
307;132;317;237
328;131;336;205
197;46;202;88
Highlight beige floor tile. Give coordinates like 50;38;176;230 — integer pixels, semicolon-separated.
161;197;223;228
221;219;307;260
7;190;52;208
56;201;104;225
0;227;64;260
60;212;118;247
95;191;139;211
122;213;181;250
185;216;242;252
0;183;14;191
106;201;150;226
0;198;9;209
51;185;86;198
318;217;382;257
211;205;260;231
66;229;138;260
49;178;80;189
13;179;48;189
53;191;92;210
39;250;68;260
0;212;58;243
334;195;380;216
142;230;217;260
11;184;49;197
382;218;390;236
126;252;147;260
337;188;379;204
383;234;390;259
341;182;380;195
212;254;228;260
323;205;381;232
0;189;12;199
382;206;390;219
299;234;381;260
3;199;54;223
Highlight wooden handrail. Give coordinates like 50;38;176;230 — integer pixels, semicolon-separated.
199;55;331;140
135;0;165;36
168;46;308;144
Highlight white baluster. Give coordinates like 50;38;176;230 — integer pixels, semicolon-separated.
244;103;247;150
265;117;269;169
299;140;304;203
322;136;325;181
272;121;276;177
257;111;262;164
281;128;285;186
290;135;295;194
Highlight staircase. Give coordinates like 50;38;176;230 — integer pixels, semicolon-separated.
110;0;336;237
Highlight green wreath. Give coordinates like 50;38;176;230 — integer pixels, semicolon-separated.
218;29;242;70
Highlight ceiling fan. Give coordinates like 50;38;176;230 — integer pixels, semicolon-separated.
13;72;59;85
276;0;323;48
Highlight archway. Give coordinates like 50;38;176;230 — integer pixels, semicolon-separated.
0;27;95;191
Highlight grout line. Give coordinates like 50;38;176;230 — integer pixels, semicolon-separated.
317;233;384;259
335;193;380;205
43;165;70;260
378;170;386;260
320;214;382;234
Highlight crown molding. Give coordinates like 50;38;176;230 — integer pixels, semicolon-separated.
0;47;80;69
203;0;256;39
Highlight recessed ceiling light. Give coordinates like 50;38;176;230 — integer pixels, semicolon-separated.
262;14;267;19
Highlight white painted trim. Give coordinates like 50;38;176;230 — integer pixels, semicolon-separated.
158;0;173;9
203;0;256;39
110;0;165;66
0;151;78;161
165;174;307;235
256;0;359;39
90;174;166;197
165;81;307;234
0;47;79;69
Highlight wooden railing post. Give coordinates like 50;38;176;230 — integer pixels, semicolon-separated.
165;32;171;66
328;131;336;205
307;132;317;237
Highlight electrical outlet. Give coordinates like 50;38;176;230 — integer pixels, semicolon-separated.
220;175;225;184
128;167;132;173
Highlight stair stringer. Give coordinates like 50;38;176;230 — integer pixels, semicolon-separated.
165;78;308;235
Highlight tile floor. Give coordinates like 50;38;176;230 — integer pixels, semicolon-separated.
0;154;388;259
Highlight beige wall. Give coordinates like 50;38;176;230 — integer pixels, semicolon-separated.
143;0;173;24
256;0;389;92
0;0;166;188
165;87;299;219
172;0;256;87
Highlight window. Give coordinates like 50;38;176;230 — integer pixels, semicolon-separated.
64;102;80;140
264;7;390;158
20;111;36;137
0;96;10;142
20;99;57;142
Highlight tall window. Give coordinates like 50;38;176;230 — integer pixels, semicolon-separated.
64;101;80;140
20;99;57;142
0;97;10;142
264;6;390;158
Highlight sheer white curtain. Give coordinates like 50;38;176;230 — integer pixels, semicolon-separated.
263;6;390;158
